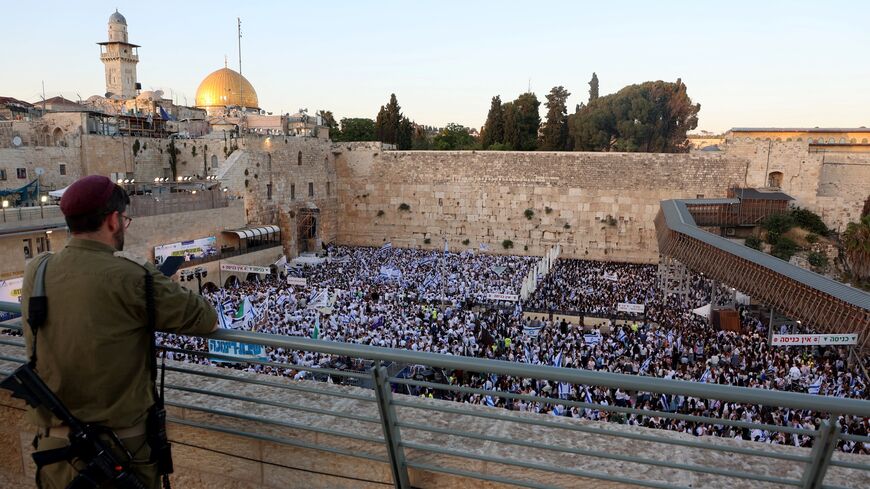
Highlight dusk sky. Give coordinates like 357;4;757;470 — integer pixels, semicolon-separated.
3;0;869;132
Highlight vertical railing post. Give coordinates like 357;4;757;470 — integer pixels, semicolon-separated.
371;361;410;489
800;415;840;489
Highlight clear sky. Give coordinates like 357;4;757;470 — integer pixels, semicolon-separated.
3;0;869;133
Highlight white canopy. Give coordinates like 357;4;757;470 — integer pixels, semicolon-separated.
49;186;68;198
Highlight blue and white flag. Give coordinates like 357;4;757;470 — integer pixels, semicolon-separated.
485;395;495;407
417;256;436;267
378;265;402;281
616;329;627;345
558;382;572;399
640;357;652;374
553;350;563;368
479;243;490;252
584;334;601;345
381;242;392;250
444;240;449;253
523;346;533;364
217;301;233;330
659;394;669;412
808;379;822;395
700;368;711;383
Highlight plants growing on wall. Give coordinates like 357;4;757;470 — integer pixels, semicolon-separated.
524;209;534;220
502;239;514;249
398;203;411;211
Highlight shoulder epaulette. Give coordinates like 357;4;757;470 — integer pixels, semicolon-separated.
113;250;149;267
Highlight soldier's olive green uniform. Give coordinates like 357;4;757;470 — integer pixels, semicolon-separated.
22;238;217;489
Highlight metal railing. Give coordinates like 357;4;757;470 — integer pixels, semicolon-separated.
0;205;64;226
1;311;869;489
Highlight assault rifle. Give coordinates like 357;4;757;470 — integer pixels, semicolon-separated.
1;363;146;489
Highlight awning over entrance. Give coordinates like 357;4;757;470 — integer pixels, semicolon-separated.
223;225;280;239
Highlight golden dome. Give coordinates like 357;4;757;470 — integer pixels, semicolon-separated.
194;67;259;110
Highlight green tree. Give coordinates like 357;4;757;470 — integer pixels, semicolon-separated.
433;123;477;150
539;86;571;151
501;93;540;150
588;72;599;103
481;96;505;149
334;118;376;141
568;79;700;153
375;93;402;145
397;117;413;150
843;214;870;281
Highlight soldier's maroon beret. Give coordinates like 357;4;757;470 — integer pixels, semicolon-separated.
60;175;117;217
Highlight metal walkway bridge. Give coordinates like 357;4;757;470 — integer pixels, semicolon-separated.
655;198;870;349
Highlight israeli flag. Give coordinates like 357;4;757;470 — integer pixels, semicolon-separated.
381;242;392;250
807;379;822;395
217;301;232;330
659;394;669;412
585;388;593;405
640;357;652;374
524;346;533;364
553;350;563;368
558;382;572;399
616;329;627;344
485;396;495;407
700;368;711;383
479;243;490;251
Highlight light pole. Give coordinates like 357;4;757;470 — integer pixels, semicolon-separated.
2;200;8;223
40;195;47;218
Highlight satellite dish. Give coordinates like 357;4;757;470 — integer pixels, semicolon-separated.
11;136;21;147
35;168;45;176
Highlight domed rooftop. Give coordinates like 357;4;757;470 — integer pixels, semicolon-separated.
109;9;127;25
194;67;259;111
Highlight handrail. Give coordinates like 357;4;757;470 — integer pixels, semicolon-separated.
2;309;869;489
200;328;870;417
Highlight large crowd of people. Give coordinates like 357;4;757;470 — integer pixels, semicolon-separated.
105;245;870;453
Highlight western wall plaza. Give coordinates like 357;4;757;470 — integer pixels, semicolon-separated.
1;6;869;489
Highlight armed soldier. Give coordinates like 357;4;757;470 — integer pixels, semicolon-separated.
19;175;218;488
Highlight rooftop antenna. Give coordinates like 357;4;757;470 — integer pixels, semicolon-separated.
75;91;82;104
527;78;531;93
41;80;46;112
237;17;244;111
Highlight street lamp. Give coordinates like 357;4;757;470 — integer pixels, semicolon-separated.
40;195;48;218
1;200;7;223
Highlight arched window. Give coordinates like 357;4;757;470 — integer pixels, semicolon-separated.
786;138;792;142
850;138;857;144
211;155;218;169
807;138;814;144
768;171;784;189
297;151;302;166
839;137;846;144
796;138;802;142
828;138;836;144
863;138;868;144
52;128;64;146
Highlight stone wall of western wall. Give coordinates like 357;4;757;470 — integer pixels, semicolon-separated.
334;146;751;263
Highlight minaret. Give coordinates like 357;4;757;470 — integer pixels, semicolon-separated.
98;10;139;98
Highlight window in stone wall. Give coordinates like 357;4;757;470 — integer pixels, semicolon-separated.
290;183;295;200
768;171;784;189
211;155;218;169
59;164;66;176
23;239;32;260
16;168;26;179
308;182;314;197
267;183;272;200
326;181;331;196
863;139;869;144
0;169;6;181
298;151;302;166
